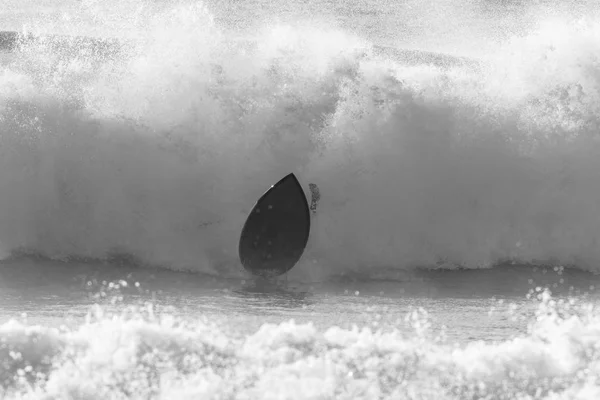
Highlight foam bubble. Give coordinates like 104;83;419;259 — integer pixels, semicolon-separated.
0;291;599;399
2;4;600;279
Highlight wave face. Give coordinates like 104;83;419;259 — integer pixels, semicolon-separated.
0;291;599;399
3;3;600;279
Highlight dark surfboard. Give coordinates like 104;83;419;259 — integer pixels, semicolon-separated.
238;173;311;278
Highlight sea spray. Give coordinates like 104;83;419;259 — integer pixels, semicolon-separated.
2;4;600;279
0;285;595;399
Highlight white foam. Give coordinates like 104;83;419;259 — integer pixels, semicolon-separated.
0;291;599;399
2;4;600;278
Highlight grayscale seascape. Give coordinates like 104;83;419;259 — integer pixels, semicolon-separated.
1;0;600;398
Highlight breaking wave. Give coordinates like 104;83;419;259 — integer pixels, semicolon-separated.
0;289;599;399
2;2;600;280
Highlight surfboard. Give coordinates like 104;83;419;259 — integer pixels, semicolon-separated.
238;173;311;278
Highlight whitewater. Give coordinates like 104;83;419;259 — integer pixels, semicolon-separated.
2;0;600;398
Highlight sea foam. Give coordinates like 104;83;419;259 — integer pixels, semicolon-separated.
2;3;600;279
0;289;598;399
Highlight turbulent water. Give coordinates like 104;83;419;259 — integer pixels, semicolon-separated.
2;0;600;398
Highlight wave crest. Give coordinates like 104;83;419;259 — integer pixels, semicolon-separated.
2;5;600;278
0;290;599;399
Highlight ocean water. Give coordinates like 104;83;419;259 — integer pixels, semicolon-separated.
2;0;600;398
